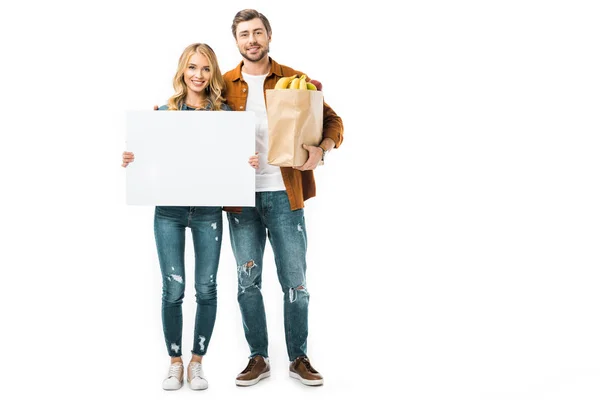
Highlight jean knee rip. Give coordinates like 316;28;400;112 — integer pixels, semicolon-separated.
237;260;259;293
238;260;256;276
288;285;307;303
167;274;183;284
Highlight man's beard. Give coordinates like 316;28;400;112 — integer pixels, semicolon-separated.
240;44;269;62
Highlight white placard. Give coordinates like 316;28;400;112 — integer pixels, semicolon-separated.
126;110;255;206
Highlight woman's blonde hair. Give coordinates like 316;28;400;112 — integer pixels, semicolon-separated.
167;43;226;110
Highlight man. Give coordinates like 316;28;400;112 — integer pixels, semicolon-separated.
222;9;344;387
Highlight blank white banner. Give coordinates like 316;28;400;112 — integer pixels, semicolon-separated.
125;110;255;206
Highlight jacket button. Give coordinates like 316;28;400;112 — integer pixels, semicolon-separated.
239;106;244;110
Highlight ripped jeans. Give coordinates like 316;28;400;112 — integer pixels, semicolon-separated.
154;206;223;357
227;191;309;361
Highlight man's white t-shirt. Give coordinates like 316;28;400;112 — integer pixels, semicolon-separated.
242;71;286;192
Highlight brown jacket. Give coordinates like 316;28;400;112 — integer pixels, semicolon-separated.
223;58;344;212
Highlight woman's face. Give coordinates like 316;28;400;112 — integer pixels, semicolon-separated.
184;52;212;95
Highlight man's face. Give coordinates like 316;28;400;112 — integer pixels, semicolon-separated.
235;18;271;62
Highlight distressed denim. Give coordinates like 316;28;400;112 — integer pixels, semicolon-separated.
154;206;223;356
227;191;309;361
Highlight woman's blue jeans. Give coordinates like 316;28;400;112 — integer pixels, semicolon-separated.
154;206;222;357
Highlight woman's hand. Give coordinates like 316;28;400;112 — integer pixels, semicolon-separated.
122;151;135;167
248;152;259;169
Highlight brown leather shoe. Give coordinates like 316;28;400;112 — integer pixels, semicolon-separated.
235;355;270;386
289;356;324;386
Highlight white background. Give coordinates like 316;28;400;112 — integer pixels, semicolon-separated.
1;1;599;399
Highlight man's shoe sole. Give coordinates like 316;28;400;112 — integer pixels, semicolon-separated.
289;371;324;386
235;371;271;386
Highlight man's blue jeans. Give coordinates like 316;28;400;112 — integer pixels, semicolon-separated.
154;206;222;357
227;191;309;361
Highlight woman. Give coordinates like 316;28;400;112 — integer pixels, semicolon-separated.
122;43;258;391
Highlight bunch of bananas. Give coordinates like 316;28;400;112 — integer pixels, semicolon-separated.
274;74;318;90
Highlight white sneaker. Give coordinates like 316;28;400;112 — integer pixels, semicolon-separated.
162;362;184;390
187;362;208;390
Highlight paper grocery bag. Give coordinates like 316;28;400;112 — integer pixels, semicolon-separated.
266;89;323;167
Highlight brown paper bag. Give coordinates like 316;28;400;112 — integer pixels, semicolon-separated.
266;89;323;167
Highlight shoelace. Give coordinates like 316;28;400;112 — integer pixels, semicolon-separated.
190;363;204;379
168;364;183;379
300;357;318;373
241;359;257;374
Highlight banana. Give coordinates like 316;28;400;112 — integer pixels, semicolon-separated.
299;76;307;90
274;74;297;89
289;77;300;89
274;74;315;90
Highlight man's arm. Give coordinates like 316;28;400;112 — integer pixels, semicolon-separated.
321;101;344;150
